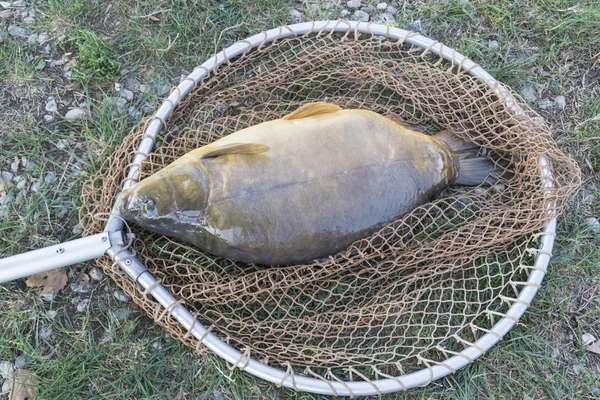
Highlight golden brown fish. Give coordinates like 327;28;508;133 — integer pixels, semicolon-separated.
119;103;493;265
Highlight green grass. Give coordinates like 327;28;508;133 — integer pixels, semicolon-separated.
1;0;599;399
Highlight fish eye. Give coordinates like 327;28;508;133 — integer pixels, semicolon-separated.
142;198;157;218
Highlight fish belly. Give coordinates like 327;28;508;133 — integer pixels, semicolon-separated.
198;110;454;265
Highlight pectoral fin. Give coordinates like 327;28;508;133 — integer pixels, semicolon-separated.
282;102;341;120
200;143;270;159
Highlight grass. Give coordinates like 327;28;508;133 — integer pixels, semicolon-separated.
1;0;599;399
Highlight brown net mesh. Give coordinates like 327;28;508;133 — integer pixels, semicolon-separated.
79;31;580;380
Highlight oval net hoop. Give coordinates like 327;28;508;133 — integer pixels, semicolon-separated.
79;22;580;393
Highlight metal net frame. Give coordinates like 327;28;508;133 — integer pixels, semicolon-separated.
73;21;580;396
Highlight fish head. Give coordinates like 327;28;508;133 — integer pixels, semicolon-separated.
118;161;209;238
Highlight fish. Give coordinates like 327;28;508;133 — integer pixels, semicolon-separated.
118;102;494;265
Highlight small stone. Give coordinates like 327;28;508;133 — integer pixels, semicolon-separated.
353;10;369;22
289;8;302;21
584;217;600;233
105;96;127;111
8;24;30;37
2;380;9;393
114;290;131;302
151;340;164;350
71;281;92;293
26;32;37;44
142;105;153;114
54;138;69;150
76;298;89;313
377;2;388;10
361;6;373;12
571;364;582;375
347;0;361;9
123;77;141;92
10;162;18;173
23;16;34;25
112;307;131;322
44;114;55;122
521;85;537;102
64;70;72;79
381;13;396;23
459;0;469;4
39;326;53;339
340;9;350;17
14;354;33;369
45;310;57;319
64;108;87;120
0;2;12;9
153;81;170;96
386;5;397;14
538;99;553;109
44;171;56;183
488;40;499;50
213;390;225;400
127;106;140;119
45;97;57;113
410;19;422;32
0;32;7;42
1;171;13;182
591;387;600;396
88;268;104;281
41;290;56;302
555;95;566;110
0;361;14;379
57;207;68;218
37;32;49;44
72;224;83;235
0;9;14;19
120;88;134;102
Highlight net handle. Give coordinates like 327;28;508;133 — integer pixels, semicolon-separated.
103;20;556;396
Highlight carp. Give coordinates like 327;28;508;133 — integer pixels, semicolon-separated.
119;102;494;265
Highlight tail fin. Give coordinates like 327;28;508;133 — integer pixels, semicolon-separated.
434;130;496;186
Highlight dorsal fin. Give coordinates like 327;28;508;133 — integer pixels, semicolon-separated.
200;143;269;159
282;102;341;120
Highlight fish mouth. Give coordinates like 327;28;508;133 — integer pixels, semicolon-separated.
118;190;137;218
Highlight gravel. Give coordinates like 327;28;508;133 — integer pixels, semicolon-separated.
377;2;387;10
23;15;34;24
353;9;369;22
14;354;33;369
521;85;537;102
380;13;396;23
39;326;53;339
488;40;499;50
37;32;49;44
386;5;397;14
410;19;422;32
1;171;13;183
8;24;30;37
538;99;553;109
0;32;7;42
0;361;14;379
76;298;90;313
88;268;104;281
213;390;225;400
64;108;87;120
584;217;600;233
114;290;131;302
54;138;69;150
44;171;56;183
347;0;361;9
41;291;56;302
120;88;134;102
112;307;132;322
1;380;9;394
123;77;141;92
289;8;302;21
555;95;566;110
45;310;57;319
71;281;92;293
45;97;57;113
44;114;55;122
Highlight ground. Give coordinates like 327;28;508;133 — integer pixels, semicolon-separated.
0;0;599;399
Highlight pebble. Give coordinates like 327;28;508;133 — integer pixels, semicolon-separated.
1;380;9;394
112;307;132;322
592;387;600;396
488;40;499;50
571;364;582;375
127;106;140;119
23;16;34;24
0;9;14;19
41;290;56;302
45;310;57;319
120;89;134;102
105;96;127;111
37;32;49;44
151;340;164;350
386;5;397;14
14;354;33;369
521;85;537;102
114;290;131;302
410;19;422;32
289;8;302;20
1;171;13;182
538;99;553;109
0;361;14;379
54;138;69;150
39;326;53;339
64;70;72;79
555;95;566;110
381;13;396;23
153;81;170;96
340;9;350;17
10;162;18;173
142;105;153;114
584;217;600;233
88;267;104;281
44;114;55;122
123;77;141;92
26;33;37;44
360;6;373;12
354;10;369;22
459;0;469;4
72;224;83;235
213;390;225;400
76;298;89;313
377;2;388;10
57;207;68;218
8;24;30;37
44;171;56;183
0;32;7;42
65;108;87;120
71;281;92;293
347;0;361;9
45;97;57;113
